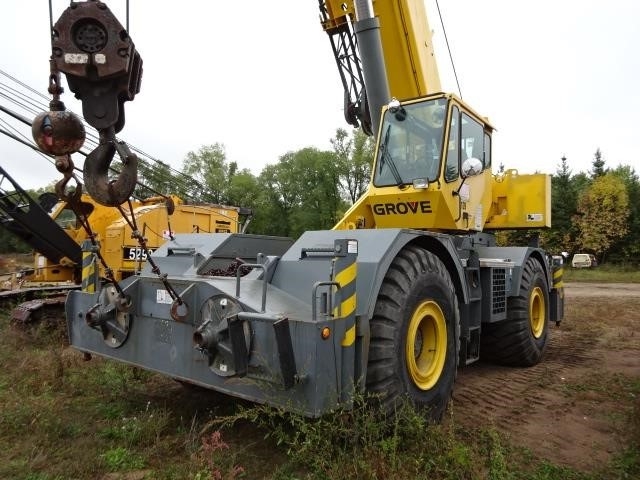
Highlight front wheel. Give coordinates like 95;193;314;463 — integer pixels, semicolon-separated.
366;245;459;421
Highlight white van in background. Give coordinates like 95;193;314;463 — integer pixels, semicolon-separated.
571;253;598;268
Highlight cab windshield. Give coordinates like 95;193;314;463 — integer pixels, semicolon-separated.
373;98;447;187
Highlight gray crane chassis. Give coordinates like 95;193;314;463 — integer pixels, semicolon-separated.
65;230;563;417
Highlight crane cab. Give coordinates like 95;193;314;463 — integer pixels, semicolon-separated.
334;94;551;233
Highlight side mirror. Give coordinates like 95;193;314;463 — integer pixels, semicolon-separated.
461;157;483;178
387;98;406;121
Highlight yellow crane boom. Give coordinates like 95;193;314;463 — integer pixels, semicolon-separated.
321;0;551;233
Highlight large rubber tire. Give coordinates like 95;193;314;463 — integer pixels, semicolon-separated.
366;245;459;421
481;256;550;366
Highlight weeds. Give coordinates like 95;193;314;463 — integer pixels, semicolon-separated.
482;429;513;480
98;401;170;447
100;446;145;471
194;430;245;480
207;395;484;479
24;474;66;480
609;392;640;478
527;462;595;480
1;292;639;479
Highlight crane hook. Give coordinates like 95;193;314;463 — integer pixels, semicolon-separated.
83;129;138;206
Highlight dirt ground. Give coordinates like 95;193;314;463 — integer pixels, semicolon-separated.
452;282;640;471
3;269;638;475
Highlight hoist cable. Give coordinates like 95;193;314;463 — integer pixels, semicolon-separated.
434;0;463;99
48;0;54;50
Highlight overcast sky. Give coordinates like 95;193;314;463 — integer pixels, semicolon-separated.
1;0;639;191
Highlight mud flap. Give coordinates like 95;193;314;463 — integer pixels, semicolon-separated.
550;288;564;325
550;265;564;325
274;318;297;389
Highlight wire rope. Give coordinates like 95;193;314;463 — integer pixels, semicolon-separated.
434;0;463;99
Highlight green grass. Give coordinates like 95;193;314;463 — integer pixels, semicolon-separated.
0;307;638;479
100;446;146;471
563;264;640;283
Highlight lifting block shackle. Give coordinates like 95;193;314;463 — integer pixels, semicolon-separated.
50;0;143;132
50;0;143;206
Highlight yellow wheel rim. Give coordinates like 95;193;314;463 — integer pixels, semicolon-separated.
529;286;546;338
405;300;447;390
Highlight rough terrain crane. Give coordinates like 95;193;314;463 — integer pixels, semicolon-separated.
37;0;563;419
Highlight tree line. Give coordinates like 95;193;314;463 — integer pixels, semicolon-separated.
134;128;374;239
2;132;637;266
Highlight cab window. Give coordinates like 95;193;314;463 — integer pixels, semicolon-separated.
461;113;484;166
484;132;492;168
444;106;459;182
373;99;447;187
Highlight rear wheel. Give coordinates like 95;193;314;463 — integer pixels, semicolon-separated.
366;245;459;420
482;256;550;366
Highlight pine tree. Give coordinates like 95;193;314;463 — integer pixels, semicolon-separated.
546;156;578;252
591;148;606;178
